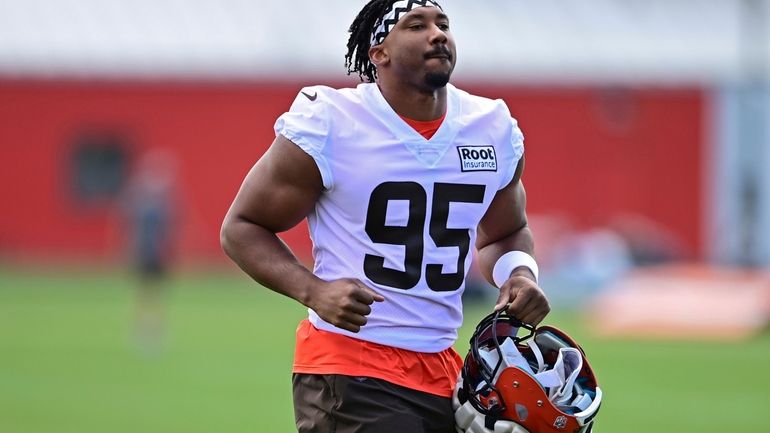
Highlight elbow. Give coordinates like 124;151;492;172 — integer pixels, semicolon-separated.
220;217;237;260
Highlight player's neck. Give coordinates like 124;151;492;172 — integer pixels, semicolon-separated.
377;81;447;121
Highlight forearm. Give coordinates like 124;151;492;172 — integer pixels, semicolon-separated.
477;223;536;286
221;216;321;307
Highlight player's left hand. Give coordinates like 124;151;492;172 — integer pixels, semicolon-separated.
493;269;550;326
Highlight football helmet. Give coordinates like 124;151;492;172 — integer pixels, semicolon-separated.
453;308;602;433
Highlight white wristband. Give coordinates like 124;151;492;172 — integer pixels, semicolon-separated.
492;251;539;288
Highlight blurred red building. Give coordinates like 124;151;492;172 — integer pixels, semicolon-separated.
0;79;704;263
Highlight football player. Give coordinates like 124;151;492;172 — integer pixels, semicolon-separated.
220;1;550;432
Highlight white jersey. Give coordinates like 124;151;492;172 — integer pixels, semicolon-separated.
274;83;524;352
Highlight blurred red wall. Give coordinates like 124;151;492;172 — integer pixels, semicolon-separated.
0;80;703;263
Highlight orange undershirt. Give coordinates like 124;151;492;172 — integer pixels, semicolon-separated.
292;111;457;397
399;111;446;140
292;320;463;397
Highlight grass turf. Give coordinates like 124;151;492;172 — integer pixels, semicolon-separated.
1;267;768;433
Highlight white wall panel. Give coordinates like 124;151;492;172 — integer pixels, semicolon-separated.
0;0;767;83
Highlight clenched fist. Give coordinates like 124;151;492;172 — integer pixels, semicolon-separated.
308;278;385;333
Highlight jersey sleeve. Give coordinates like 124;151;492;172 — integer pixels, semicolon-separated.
274;86;333;189
498;112;526;190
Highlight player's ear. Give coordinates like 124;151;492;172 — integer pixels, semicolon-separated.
369;45;389;67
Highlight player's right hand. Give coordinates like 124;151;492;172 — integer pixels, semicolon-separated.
309;278;385;333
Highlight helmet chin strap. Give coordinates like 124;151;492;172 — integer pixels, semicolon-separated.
526;339;545;373
478;337;534;383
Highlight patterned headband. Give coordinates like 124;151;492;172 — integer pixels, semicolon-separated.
370;0;443;46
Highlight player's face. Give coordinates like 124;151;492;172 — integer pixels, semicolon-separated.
383;7;456;90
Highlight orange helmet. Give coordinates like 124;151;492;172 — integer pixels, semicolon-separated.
453;308;602;433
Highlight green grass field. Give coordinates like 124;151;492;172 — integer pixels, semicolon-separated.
1;266;768;433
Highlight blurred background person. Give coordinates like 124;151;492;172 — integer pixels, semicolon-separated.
121;149;179;354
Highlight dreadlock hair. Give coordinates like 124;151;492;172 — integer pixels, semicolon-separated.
345;0;394;83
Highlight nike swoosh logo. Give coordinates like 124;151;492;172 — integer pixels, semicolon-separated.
301;91;318;101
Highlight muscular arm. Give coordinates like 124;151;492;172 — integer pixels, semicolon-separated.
476;156;550;325
220;136;383;332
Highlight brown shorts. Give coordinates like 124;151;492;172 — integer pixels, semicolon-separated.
293;374;456;433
